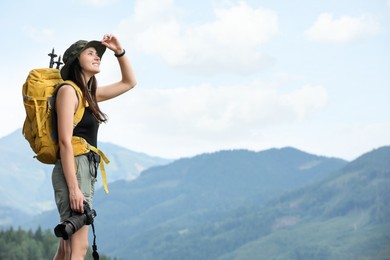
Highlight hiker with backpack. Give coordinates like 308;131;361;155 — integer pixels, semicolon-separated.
51;34;136;259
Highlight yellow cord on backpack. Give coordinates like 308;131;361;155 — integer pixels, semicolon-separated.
89;146;110;194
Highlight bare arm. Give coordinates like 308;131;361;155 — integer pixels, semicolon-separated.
56;85;85;213
96;34;137;102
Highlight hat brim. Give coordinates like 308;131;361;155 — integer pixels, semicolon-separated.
60;40;106;80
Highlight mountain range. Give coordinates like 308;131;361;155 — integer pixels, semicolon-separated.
1;128;389;259
91;146;388;260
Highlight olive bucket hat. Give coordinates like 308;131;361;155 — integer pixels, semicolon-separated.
60;40;106;80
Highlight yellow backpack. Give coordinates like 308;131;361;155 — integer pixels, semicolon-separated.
22;68;83;164
22;68;110;193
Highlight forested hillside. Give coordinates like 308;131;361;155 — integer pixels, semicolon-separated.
5;145;389;259
217;146;390;259
91;147;348;258
0;227;118;260
92;146;388;259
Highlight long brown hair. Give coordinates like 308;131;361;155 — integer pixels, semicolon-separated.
67;60;107;122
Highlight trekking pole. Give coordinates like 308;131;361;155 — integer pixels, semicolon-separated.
48;48;57;68
54;55;63;69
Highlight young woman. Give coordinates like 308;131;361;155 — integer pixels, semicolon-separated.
52;34;136;259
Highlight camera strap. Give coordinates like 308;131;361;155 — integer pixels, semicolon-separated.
91;223;99;259
87;151;100;178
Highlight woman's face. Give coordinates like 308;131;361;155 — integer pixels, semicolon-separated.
79;47;101;77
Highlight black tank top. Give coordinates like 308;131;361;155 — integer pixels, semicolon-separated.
73;107;99;147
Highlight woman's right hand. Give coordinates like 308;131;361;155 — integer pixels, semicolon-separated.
69;188;85;213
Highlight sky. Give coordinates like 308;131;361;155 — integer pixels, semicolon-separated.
1;0;389;161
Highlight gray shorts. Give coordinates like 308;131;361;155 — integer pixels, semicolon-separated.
52;153;97;221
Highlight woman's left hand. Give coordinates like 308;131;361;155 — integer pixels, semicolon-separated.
101;34;124;56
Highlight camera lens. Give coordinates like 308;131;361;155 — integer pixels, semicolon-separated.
54;204;97;240
54;214;87;240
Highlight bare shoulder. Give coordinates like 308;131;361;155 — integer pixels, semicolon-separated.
56;84;79;114
57;84;78;99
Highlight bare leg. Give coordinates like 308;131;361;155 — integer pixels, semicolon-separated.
70;225;89;259
53;238;70;260
53;225;89;260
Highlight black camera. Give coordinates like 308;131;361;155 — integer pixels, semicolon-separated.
54;202;97;240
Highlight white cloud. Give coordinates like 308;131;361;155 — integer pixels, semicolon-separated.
305;13;381;43
22;26;56;43
283;85;327;120
117;1;278;74
78;0;116;7
388;0;390;8
132;0;180;23
99;82;327;158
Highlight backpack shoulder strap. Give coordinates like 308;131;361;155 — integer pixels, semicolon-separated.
56;80;85;127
